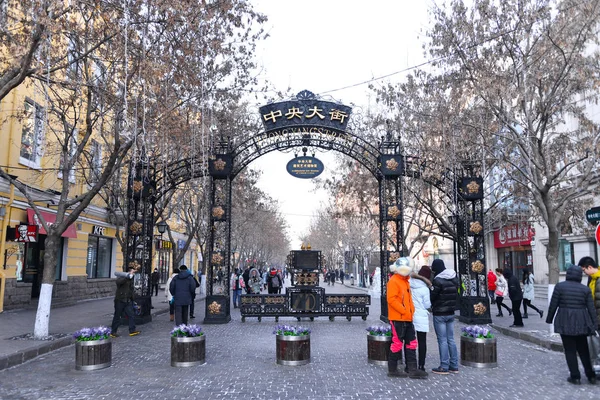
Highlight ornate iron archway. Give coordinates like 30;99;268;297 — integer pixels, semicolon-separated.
124;90;491;325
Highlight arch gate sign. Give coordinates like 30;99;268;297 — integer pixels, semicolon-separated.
124;90;492;326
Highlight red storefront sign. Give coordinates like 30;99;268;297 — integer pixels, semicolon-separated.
15;224;38;242
27;209;78;238
493;223;534;248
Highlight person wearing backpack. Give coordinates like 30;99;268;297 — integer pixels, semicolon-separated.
267;268;281;294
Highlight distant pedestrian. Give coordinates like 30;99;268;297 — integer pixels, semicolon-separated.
151;268;160;296
410;265;432;372
189;271;200;319
267;268;282;294
231;269;244;308
504;269;524;327
430;259;459;374
580;256;600;329
242;265;251;293
166;268;179;321
169;265;196;325
340;270;344;285
522;268;543;319
330;270;335;286
248;267;262;294
386;257;428;379
494;268;512;317
487;269;497;304
546;265;598;385
110;266;141;338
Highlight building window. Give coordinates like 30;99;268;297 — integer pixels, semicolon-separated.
86;235;112;278
559;239;574;272
20;100;45;168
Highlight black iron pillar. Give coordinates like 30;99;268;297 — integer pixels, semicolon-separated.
455;165;491;324
124;159;156;325
378;137;405;323
204;150;233;324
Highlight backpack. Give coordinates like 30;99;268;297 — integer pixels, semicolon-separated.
271;275;280;288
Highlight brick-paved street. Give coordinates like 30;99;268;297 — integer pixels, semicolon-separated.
0;283;598;400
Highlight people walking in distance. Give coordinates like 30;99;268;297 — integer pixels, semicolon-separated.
110;266;141;338
330;270;335;286
169;265;196;326
386;257;428;379
189;271;200;319
276;269;284;294
340;270;344;285
242;265;251;293
504;268;524;327
487;269;497;305
546;265;598;385
166;268;179;321
267;267;282;294
248;267;262;294
522;268;543;319
430;259;459;375
580;256;600;329
494;268;512;317
151;268;160;296
410;265;432;372
231;269;244;308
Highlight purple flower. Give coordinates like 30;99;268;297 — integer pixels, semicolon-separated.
273;324;310;336
73;326;111;341
461;325;494;339
366;325;392;336
170;324;204;337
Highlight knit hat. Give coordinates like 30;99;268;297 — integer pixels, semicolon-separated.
431;259;445;275
418;265;432;280
390;257;412;276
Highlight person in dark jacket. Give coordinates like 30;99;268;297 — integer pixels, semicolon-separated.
110;266;141;337
169;265;196;325
546;265;598;385
151;268;160;296
242;265;251;293
503;269;524;327
430;259;459;374
580;256;600;329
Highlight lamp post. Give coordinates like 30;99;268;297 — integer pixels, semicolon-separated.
156;221;169;284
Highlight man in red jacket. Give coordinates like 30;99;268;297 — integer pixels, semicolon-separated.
386;257;428;379
488;269;497;305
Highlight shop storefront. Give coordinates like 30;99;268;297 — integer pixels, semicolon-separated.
86;225;114;279
155;239;172;284
493;223;535;282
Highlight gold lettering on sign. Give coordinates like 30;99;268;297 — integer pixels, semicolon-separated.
263;110;283;123
329;109;348;123
285;107;303;120
305;106;325;119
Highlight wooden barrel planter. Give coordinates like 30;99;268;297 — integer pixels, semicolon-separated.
276;334;311;366
460;335;497;368
367;334;391;366
75;338;112;371
171;336;206;367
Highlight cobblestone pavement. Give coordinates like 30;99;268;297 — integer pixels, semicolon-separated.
0;283;598;399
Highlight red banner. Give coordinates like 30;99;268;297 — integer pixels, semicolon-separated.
27;209;78;238
493;223;534;248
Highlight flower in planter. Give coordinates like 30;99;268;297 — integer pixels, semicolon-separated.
272;324;311;336
73;326;111;342
461;325;494;339
170;324;204;337
366;325;392;336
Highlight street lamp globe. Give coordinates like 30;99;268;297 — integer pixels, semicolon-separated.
157;221;168;234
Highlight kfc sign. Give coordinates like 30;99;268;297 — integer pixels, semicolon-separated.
494;223;534;248
15;224;38;242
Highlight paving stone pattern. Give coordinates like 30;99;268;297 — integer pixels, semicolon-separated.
0;284;598;399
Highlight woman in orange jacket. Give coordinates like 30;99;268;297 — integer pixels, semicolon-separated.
386;257;428;379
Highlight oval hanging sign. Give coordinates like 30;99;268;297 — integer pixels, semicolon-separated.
286;156;325;179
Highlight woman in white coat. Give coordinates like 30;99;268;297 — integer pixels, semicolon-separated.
494;268;512;317
522;268;543;319
410;265;433;371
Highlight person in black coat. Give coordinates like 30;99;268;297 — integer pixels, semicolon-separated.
546;265;598;385
169;265;196;326
503;269;524;327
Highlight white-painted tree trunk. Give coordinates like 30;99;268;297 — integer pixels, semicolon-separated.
33;283;53;338
547;284;555;335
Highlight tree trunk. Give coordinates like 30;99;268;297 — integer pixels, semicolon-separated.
33;234;60;338
545;228;560;284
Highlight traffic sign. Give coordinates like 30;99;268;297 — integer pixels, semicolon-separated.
586;206;600;223
596;224;600;246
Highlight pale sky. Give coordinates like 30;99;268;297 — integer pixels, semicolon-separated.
248;1;431;248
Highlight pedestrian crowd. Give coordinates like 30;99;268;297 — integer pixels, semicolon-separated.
385;255;600;386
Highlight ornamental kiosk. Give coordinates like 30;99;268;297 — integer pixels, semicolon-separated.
239;249;370;322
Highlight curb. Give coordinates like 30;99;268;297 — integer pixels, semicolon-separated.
491;323;564;352
0;307;174;372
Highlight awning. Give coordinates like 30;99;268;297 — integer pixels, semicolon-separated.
27;209;78;238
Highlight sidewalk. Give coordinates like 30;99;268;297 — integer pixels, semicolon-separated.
0;290;205;371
